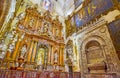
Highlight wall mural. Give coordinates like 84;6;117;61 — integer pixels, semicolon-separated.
108;18;120;59
65;16;76;38
75;0;114;30
74;0;84;9
66;0;114;37
75;14;83;27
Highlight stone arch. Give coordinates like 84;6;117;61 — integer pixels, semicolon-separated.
80;35;107;73
81;35;106;49
85;40;103;64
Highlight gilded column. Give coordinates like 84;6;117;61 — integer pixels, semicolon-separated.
51;45;54;65
23;14;28;26
31;41;37;62
27;41;34;62
12;35;21;60
6;51;11;59
62;47;64;65
48;45;51;64
60;47;62;65
58;47;60;65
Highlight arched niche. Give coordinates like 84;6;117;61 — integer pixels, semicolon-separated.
35;44;48;70
19;44;28;58
80;35;107;73
17;38;30;59
53;50;58;64
85;40;104;64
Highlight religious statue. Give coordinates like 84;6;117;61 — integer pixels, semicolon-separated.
37;48;45;65
29;18;34;27
67;48;73;56
42;22;49;35
20;44;27;58
54;52;58;63
55;28;59;38
66;48;73;66
17;12;26;20
8;44;15;53
38;53;44;65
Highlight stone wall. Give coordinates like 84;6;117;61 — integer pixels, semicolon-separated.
76;18;120;77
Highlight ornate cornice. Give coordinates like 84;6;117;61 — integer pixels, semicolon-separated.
25;7;62;28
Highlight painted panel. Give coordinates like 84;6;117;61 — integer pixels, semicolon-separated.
108;19;120;51
75;0;113;29
74;0;84;9
66;16;76;38
75;14;82;27
75;7;89;28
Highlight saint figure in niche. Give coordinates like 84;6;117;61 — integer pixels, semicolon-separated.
54;52;58;63
20;44;27;58
17;12;26;20
55;28;59;37
37;48;45;65
29;18;34;27
42;22;49;35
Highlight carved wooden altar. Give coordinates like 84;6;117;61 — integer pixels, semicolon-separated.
8;7;65;71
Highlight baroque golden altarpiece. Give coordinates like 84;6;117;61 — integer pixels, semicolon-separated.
2;7;65;71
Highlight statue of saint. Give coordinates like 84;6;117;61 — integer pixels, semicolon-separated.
42;22;49;34
29;19;34;27
20;45;27;58
54;52;58;63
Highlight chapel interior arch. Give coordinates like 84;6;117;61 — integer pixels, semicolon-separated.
81;36;108;73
